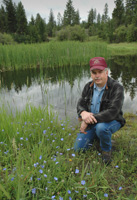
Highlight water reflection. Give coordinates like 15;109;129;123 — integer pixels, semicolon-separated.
0;55;137;120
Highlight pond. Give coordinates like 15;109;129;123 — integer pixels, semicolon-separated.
0;55;137;123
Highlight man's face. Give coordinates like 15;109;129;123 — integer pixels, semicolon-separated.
91;69;108;87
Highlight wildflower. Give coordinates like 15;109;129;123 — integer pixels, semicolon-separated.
61;138;64;141
81;180;86;185
44;174;47;178
51;121;53;123
60;153;63;155
26;138;28;141
98;153;101;156
69;133;71;136
69;197;72;200
37;178;41;180
67;148;70;151
119;186;122;190
56;146;59;148
11;177;14;181
69;159;72;162
52;140;55;142
59;197;63;200
62;128;65;130
17;132;19;134
68;190;71;194
52;196;56;199
55;162;59;165
75;190;79;193
44;160;46;163
54;177;58;181
39;169;43;174
53;158;56;161
43;130;46;134
41;165;44;168
39;155;42;160
83;195;87;198
104;193;108;197
34;163;37;167
20;137;23;140
115;165;119;168
72;154;75;157
86;173;90;175
32;188;36;194
3;168;6;171
75;169;79;174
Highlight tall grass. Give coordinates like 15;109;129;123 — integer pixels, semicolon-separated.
0;41;108;70
0;104;137;199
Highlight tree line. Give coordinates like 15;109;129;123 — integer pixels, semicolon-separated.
0;0;137;44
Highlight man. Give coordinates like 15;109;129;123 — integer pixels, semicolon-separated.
74;57;125;164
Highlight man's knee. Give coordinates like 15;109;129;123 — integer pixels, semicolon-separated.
95;123;107;138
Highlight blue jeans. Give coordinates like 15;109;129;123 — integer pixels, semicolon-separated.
74;120;121;152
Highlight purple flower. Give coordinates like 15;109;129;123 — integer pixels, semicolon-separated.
72;154;75;157
39;155;42;160
3;168;6;171
68;190;71;194
119;186;122;190
11;177;14;181
20;137;23;140
32;188;36;194
115;165;119;168
59;197;63;200
39;169;43;174
61;138;64;141
75;169;79;173
52;195;56;199
37;178;41;180
69;197;72;200
54;177;58;181
104;193;108;197
43;130;46;134
81;180;86;185
44;174;47;178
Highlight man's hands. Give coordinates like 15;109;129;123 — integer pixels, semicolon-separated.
80;111;97;124
80;121;88;134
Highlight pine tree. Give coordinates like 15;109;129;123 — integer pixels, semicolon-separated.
0;5;7;32
125;0;137;25
16;2;28;34
47;9;56;37
112;0;125;28
87;8;96;28
63;0;75;26
3;0;17;33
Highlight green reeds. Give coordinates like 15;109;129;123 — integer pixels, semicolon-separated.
0;41;108;70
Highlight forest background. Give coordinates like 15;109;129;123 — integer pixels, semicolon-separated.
0;0;137;44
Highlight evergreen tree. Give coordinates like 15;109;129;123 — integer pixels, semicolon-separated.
112;0;125;28
87;8;96;28
125;0;137;25
103;3;109;23
3;0;17;33
57;12;63;30
73;9;80;25
36;13;47;41
63;0;75;26
0;5;7;32
47;9;56;37
28;16;40;43
16;2;28;34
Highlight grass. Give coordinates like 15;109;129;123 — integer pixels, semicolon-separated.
0;104;137;200
108;42;137;56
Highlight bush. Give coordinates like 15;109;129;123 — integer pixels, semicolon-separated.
57;25;87;42
126;24;137;42
113;25;127;43
0;33;15;44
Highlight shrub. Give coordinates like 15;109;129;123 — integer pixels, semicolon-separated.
113;25;127;43
126;24;137;42
57;25;87;42
0;33;15;44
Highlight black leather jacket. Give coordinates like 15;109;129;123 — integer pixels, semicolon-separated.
77;76;125;127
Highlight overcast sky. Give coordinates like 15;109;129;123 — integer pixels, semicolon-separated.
0;0;116;22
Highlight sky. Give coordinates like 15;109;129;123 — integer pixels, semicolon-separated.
0;0;115;22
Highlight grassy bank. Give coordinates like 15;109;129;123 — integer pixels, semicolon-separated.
0;105;137;199
108;42;137;56
0;41;108;71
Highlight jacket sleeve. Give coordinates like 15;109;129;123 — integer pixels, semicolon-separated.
93;83;124;123
77;82;91;117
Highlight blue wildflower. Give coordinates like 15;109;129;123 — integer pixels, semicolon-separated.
61;138;64;141
81;180;86;185
32;188;36;194
59;197;63;200
104;193;108;197
39;169;43;174
119;186;122;190
68;190;71;194
3;168;6;171
54;177;58;181
11;177;14;181
69;197;72;200
51;195;56;199
43;130;46;134
72;154;75;157
75;169;79;173
39;155;42;160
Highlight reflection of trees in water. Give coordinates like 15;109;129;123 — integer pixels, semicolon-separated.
0;55;137;100
0;64;88;92
109;55;137;100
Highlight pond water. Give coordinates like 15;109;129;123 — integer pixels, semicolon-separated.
0;55;137;122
